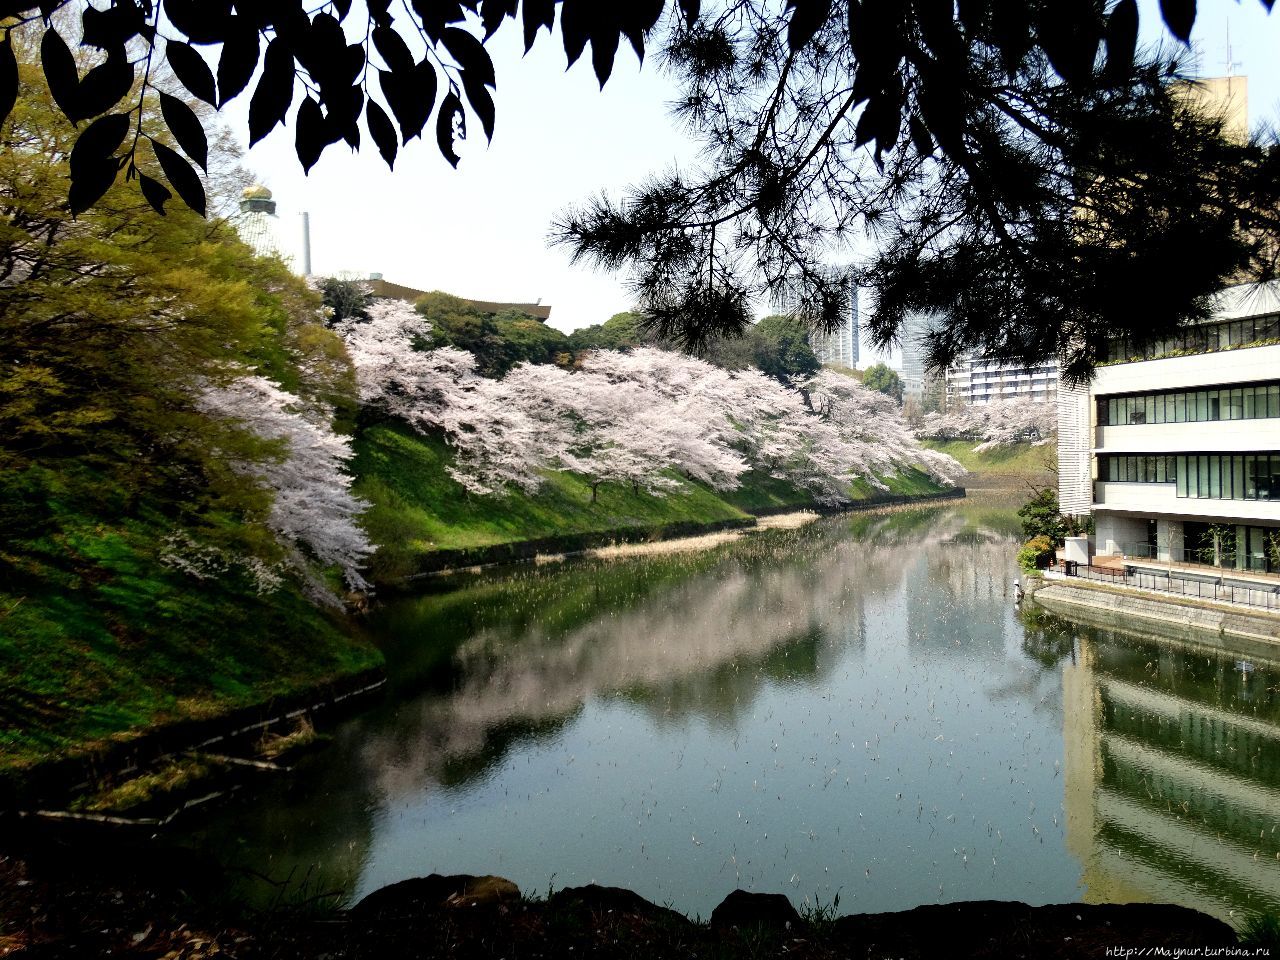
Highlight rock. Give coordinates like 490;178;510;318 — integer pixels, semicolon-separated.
444;875;520;908
709;889;800;934
350;874;520;919
547;884;693;930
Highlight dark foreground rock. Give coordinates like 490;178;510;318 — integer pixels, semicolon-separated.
0;843;1248;960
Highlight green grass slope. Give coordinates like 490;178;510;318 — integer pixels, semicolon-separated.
0;509;381;775
922;439;1056;477
352;421;952;581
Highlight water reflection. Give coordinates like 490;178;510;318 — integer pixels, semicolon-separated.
1062;624;1280;922
181;501;1280;922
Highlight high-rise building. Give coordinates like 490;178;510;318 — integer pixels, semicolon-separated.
812;288;859;367
899;311;938;401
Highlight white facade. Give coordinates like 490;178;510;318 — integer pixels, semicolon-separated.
1059;281;1280;572
946;357;1059;406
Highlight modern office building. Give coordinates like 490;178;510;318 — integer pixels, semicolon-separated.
898;311;938;402
813;289;859;367
945;357;1059;407
1058;280;1280;571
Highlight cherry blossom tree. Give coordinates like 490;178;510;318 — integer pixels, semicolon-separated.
195;375;373;597
916;397;1058;451
334;300;960;505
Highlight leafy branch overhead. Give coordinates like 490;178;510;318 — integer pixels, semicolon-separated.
0;0;702;218
0;0;1271;379
0;0;1235;220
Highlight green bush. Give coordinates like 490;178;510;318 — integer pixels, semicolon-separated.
1017;535;1056;572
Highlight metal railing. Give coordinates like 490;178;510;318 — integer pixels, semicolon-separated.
1115;541;1275;573
1063;560;1280;612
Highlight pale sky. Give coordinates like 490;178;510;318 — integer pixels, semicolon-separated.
229;3;1280;364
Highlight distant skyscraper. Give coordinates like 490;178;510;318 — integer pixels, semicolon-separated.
898;311;937;400
235;184;291;266
813;288;860;367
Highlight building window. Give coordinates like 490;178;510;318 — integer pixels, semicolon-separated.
1103;312;1280;363
1097;380;1280;426
1168;452;1280;500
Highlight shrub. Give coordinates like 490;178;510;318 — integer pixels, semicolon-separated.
1018;535;1056;572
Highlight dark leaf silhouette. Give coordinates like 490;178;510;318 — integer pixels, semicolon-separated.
379;60;435;144
75;49;133;121
436;88;463;167
480;0;518;38
1104;0;1139;83
40;27;79;121
295;95;327;173
166;40;216;105
68;155;117;216
159;91;208;170
68;112;128;178
151;139;205;216
166;0;232;45
0;32;17;130
366;97;397;169
248;38;294;146
217;17;260;107
138;170;172;215
461;72;495;140
442;27;495;87
1160;0;1196;42
81;4;150;48
372;25;413;73
522;0;555;51
786;0;831;52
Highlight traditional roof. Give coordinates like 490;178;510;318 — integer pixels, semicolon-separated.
368;277;552;321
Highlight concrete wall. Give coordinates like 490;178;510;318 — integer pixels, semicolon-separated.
1096;419;1280;454
1058;380;1093;517
1094;483;1280;525
1095;512;1149;555
1034;581;1280;647
1091;343;1280;397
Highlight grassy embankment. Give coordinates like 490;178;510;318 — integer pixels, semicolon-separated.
353;420;950;581
921;439;1056;481
0;505;381;778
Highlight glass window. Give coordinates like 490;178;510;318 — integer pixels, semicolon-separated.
1199;456;1211;498
1207;390;1220;420
1228;388;1244;420
1144;396;1156;425
1270;385;1279;417
1209;456;1222;498
1156;457;1167;483
1233;455;1245;499
1246;456;1259;499
1244;387;1258;419
1177;456;1189;497
1175;392;1187;422
1196;391;1209;421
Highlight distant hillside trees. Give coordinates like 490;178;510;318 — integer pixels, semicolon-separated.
335;300;962;504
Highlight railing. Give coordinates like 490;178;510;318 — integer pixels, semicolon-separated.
1115;541;1275;573
1063;561;1280;612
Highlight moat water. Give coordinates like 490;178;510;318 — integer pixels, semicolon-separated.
180;501;1280;922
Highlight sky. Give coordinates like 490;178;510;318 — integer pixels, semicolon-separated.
229;3;1280;366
